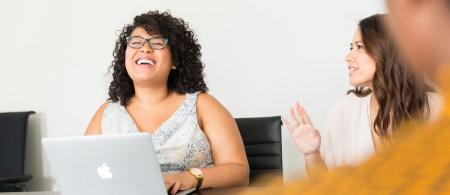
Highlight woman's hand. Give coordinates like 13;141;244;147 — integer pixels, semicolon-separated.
282;102;321;156
163;171;197;194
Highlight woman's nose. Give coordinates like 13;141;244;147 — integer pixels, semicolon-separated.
140;41;153;53
345;52;354;63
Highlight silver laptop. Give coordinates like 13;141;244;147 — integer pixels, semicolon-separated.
42;133;195;195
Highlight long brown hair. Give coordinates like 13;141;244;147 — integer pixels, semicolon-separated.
348;14;432;139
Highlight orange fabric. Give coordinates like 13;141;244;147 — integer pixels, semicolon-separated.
245;67;450;194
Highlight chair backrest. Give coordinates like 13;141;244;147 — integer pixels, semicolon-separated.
235;116;282;185
0;111;35;177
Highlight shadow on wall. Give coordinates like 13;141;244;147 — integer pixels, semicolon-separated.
25;113;54;191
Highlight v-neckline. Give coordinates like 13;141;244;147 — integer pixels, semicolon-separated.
122;94;189;135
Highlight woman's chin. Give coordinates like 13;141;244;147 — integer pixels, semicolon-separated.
349;79;358;87
349;80;368;88
131;76;161;86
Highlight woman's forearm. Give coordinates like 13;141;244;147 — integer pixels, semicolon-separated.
199;163;249;189
305;151;328;177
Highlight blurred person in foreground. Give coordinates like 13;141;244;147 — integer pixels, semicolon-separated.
245;0;450;194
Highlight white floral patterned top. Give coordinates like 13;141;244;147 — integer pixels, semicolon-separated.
101;92;213;173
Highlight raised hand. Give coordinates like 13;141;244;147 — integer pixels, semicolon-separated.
282;102;321;156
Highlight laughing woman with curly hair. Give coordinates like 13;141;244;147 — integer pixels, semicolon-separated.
85;10;249;194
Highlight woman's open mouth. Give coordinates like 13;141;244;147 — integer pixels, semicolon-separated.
135;58;156;66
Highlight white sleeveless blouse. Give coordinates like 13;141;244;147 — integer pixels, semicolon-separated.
101;92;213;174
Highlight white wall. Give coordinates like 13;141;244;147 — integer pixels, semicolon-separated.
0;0;385;191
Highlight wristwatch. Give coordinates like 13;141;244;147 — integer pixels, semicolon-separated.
187;168;204;190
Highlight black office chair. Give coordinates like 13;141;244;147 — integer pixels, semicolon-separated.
235;116;283;186
0;111;35;192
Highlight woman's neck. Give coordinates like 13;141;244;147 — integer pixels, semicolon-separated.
370;92;380;113
368;86;379;113
369;90;384;151
131;84;171;108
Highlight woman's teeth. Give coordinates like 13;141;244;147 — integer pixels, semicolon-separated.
349;67;358;73
136;58;155;65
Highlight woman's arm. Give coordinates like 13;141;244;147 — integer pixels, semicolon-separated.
84;101;108;135
164;93;249;194
304;151;327;177
196;93;250;188
282;102;327;177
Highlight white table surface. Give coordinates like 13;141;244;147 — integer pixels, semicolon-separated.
0;192;59;195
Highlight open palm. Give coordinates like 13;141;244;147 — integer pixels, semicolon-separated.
283;102;321;155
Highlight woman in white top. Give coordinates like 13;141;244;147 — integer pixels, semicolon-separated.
282;14;441;176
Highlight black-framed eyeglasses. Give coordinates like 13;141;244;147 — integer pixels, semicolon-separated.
126;36;168;50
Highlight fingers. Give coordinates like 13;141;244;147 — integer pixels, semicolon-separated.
295;102;314;126
282;117;294;133
163;175;175;192
289;107;300;127
165;180;174;192
170;181;181;195
285;101;314;134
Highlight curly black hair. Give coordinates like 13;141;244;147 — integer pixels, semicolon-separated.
108;10;208;106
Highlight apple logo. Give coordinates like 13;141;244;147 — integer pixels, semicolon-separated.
97;163;113;179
